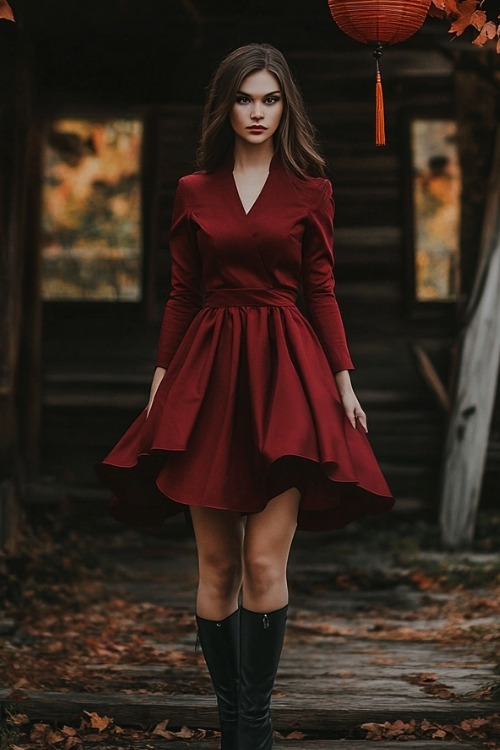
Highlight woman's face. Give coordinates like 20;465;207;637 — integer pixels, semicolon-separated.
229;69;283;147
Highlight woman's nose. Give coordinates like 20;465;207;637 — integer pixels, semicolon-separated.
251;104;263;119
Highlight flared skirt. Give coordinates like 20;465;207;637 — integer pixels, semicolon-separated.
96;300;394;531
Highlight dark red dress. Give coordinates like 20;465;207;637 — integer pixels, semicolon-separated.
96;155;393;530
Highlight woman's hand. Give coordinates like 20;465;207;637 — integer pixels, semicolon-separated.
146;367;166;417
334;370;368;433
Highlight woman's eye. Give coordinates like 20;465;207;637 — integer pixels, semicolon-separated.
235;96;281;105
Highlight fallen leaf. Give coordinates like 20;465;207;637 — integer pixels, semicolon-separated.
361;719;418;740
46;729;66;744
152;727;177;739
62;726;78;737
152;720;170;735
12;679;30;690
6;713;30;725
409;569;441;590
421;718;432;731
30;724;52;743
65;737;82;750
152;720;178;740
461;717;490;730
83;711;113;733
433;728;448;738
175;726;195;738
361;721;387;739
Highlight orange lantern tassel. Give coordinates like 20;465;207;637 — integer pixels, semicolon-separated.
374;50;386;147
328;0;430;147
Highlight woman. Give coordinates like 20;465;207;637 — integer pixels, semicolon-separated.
97;43;393;750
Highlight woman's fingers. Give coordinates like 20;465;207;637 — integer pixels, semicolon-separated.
341;393;368;433
355;407;368;433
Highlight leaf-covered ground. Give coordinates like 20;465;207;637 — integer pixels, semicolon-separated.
1;506;500;748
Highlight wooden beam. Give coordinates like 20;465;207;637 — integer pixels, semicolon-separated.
439;127;500;549
0;689;490;732
0;480;21;553
412;344;451;412
0;13;40;534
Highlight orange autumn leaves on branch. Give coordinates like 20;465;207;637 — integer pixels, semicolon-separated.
429;0;500;52
0;0;14;21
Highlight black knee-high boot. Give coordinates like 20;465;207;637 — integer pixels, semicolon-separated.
238;605;288;750
196;609;240;750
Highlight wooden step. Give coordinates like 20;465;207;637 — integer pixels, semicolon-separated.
0;689;490;734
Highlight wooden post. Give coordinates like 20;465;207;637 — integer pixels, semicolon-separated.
0;481;22;553
0;10;38;551
439;127;500;549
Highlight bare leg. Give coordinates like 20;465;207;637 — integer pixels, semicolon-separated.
238;487;300;749
191;507;243;750
242;487;301;612
190;506;244;620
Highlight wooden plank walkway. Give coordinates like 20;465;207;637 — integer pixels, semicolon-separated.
1;521;499;748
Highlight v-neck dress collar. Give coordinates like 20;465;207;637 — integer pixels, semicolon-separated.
220;151;280;217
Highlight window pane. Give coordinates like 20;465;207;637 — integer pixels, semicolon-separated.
41;118;143;301
412;119;461;302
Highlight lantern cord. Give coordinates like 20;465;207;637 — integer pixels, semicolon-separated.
374;50;386;147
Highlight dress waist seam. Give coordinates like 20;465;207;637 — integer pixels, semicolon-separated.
203;288;296;308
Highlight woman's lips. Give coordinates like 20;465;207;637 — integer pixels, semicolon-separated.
247;126;267;131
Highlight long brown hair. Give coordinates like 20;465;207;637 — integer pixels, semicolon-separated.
196;43;326;178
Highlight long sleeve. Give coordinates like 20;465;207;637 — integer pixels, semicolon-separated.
155;178;203;369
302;179;354;373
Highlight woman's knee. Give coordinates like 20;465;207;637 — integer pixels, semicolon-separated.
243;550;284;596
198;551;243;594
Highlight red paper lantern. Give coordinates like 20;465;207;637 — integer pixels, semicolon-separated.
328;0;431;145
